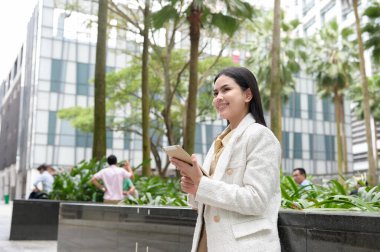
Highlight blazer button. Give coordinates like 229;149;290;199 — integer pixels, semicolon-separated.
213;215;220;223
226;168;233;175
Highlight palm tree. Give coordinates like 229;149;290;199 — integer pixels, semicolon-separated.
93;0;108;160
307;21;357;176
362;1;380;65
353;0;378;186
182;0;254;154
270;0;282;142
246;14;308;123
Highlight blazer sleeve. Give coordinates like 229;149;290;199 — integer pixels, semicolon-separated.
187;194;198;210
194;127;281;215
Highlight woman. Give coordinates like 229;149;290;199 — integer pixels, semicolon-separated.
171;67;282;251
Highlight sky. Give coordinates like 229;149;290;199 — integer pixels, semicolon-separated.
0;0;38;79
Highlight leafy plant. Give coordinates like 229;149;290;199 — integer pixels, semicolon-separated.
281;175;380;212
49;158;107;202
122;175;187;206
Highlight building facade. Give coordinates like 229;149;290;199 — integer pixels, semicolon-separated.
0;0;357;200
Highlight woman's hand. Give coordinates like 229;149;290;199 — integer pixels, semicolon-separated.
171;154;203;196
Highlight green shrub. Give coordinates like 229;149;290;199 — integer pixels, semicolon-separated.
281;175;380;211
49;159;106;202
122;175;188;206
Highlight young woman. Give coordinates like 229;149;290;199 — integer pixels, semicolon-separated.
171;67;282;252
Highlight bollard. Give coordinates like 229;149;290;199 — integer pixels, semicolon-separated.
4;194;9;204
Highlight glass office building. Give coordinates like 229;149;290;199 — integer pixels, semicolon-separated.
0;0;354;199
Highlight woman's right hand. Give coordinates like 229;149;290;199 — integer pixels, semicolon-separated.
180;176;197;195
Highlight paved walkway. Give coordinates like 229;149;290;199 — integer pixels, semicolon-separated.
0;201;57;252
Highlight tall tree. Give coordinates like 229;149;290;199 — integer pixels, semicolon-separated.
93;0;108;160
183;1;201;154
141;0;152;176
270;0;282;142
307;21;357;176
353;0;378;186
182;0;254;153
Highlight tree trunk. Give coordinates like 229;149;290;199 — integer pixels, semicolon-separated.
270;0;282;144
141;0;152;176
334;94;343;179
93;0;108;160
339;94;348;173
373;119;379;172
353;0;378;186
183;3;201;154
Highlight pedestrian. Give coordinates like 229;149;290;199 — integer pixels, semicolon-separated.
171;67;282;251
91;155;132;204
292;168;312;189
29;164;55;199
122;160;139;199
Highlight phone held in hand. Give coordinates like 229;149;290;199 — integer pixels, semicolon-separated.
163;145;209;177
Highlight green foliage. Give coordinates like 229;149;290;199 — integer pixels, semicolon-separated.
281;175;380;211
307;20;358;99
49;159;107;202
362;1;380;65
349;74;380;121
122;175;188;206
244;12;308;110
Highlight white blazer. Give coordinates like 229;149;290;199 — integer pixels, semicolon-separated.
189;114;282;252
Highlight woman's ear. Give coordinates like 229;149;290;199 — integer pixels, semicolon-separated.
245;89;253;102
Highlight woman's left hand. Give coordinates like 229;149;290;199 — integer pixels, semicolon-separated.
171;154;203;195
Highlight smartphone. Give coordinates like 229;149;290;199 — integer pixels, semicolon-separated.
163;145;209;176
163;145;192;164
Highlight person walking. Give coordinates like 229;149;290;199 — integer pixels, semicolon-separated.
171;67;282;251
91;155;132;204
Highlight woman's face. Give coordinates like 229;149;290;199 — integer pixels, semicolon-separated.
213;75;252;127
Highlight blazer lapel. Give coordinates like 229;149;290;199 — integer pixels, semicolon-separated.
201;143;214;176
212;114;256;181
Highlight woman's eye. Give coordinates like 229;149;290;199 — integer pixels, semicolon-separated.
213;91;218;97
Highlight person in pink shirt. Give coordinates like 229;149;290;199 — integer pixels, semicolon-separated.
91;155;132;204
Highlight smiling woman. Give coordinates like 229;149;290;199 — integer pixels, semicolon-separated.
171;67;282;252
0;0;37;78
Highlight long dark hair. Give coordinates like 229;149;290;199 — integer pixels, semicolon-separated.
214;67;267;127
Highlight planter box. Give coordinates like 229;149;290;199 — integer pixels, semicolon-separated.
57;204;380;252
10;199;61;240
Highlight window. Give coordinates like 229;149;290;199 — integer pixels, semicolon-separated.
48;111;57;145
282;131;290;159
303;0;315;15
51;59;65;92
325;135;335;161
309;134;314;159
288;92;301;118
309;134;335;160
124;131;131;149
321;1;336;24
322;98;335;122
106;130;113;149
308;94;315;120
294;132;303;159
195;123;203;154
76;129;93;148
76;62;90;95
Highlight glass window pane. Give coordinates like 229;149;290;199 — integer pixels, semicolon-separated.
51;59;65;92
294;132;302;159
48;111;57;145
76;62;90;95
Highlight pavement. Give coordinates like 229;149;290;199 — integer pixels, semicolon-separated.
0;201;57;252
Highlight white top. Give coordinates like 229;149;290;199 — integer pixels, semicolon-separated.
94;165;131;200
33;171;54;193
